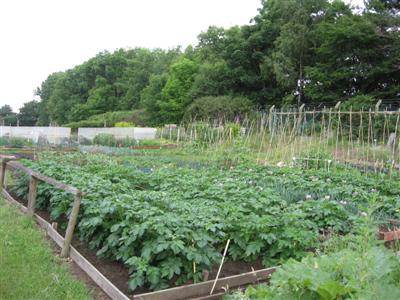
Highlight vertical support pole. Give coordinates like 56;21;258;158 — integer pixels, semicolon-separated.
296;104;305;135
61;192;82;258
375;99;382;112
27;175;38;216
0;160;6;190
268;105;275;135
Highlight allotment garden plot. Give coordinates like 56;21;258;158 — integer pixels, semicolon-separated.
9;151;400;293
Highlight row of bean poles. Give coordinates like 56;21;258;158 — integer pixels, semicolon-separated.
158;109;400;176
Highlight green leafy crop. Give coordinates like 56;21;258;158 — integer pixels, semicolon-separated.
11;152;400;291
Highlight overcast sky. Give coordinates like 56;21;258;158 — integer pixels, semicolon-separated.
0;0;364;112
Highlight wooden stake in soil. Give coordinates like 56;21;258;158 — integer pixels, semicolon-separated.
210;239;230;295
27;175;38;217
0;160;6;190
61;192;82;258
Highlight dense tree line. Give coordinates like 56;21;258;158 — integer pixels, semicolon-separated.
8;0;400;126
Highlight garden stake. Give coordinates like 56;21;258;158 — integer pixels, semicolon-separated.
210;239;230;295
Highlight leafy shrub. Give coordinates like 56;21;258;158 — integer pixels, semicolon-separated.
93;134;117;147
341;95;376;111
115;121;135;127
227;246;400;300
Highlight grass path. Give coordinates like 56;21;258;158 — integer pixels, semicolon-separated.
0;196;92;300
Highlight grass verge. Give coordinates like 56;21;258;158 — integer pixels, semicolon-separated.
0;196;92;300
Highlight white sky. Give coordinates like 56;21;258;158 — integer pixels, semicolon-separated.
0;0;364;112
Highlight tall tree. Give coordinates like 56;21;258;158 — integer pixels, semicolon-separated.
0;105;13;117
157;58;199;123
305;0;400;102
18;100;40;126
0;104;17;126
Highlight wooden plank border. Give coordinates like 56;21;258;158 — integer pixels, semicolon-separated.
133;267;276;300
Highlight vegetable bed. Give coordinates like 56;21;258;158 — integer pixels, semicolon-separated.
10;152;400;293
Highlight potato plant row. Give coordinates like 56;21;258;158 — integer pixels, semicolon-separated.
12;152;400;291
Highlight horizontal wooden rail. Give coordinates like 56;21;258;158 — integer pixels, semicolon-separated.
6;160;81;195
133;267;276;300
1;157;83;258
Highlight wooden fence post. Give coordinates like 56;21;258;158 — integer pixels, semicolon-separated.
296;104;305;135
375;99;382;112
177;128;180;144
0;157;15;190
268;105;275;135
27;175;38;216
0;160;6;190
61;192;82;258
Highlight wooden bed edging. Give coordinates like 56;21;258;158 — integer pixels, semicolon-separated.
133;267;276;300
1;188;130;300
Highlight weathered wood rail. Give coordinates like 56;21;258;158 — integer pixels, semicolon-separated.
0;155;277;300
1;156;82;257
132;267;276;300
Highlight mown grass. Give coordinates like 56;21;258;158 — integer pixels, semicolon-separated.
0;197;92;300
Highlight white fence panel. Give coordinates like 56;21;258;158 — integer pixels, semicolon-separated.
0;126;71;144
133;128;157;140
78;127;156;141
78;128;134;141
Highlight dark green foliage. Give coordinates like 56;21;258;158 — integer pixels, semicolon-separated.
0;105;13;116
34;48;180;125
18;100;40;126
64;110;147;129
157;58;199;124
227;247;400;299
0;105;17;126
184;96;253;121
340;95;376;111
